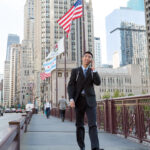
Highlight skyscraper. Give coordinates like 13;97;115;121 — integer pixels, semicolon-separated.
94;37;101;68
127;0;144;11
6;34;20;61
120;22;148;76
24;0;34;41
144;0;150;79
33;0;94;105
106;7;145;65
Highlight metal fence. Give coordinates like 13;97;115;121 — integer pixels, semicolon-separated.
51;95;150;143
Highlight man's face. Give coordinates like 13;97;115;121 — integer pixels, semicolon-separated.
82;53;92;66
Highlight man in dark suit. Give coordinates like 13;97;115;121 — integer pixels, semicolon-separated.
68;51;103;150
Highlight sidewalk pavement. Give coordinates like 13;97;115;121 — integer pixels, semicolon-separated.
21;114;150;150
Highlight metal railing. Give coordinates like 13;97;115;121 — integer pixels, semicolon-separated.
0;112;32;150
51;95;150;144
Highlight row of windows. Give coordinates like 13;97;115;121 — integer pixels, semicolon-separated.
100;89;132;93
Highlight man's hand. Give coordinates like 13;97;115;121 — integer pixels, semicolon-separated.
91;60;95;71
70;99;75;108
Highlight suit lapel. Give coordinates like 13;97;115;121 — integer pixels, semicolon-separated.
86;68;91;79
79;67;85;80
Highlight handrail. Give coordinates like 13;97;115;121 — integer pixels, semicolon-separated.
51;95;150;144
0;112;32;150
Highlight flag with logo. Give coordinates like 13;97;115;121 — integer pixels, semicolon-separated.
46;38;64;59
43;57;56;73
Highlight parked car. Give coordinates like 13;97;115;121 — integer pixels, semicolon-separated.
16;108;22;113
0;108;3;116
5;108;11;113
11;108;16;113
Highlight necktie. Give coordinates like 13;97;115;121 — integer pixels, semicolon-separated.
84;69;87;77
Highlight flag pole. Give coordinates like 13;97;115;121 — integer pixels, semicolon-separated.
56;56;58;106
82;0;86;54
64;36;67;99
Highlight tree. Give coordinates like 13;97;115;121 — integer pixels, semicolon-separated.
102;91;111;99
113;89;120;98
128;93;134;96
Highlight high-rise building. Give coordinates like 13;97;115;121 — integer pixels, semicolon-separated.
94;37;101;68
0;74;3;106
120;22;148;76
33;0;94;105
144;0;150;80
24;0;34;41
3;61;10;107
9;44;21;107
17;40;34;106
106;7;145;65
6;34;20;61
127;0;144;11
113;51;120;69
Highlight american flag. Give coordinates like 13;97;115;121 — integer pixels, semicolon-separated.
40;73;51;80
57;0;82;35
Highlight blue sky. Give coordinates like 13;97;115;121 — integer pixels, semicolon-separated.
0;0;128;74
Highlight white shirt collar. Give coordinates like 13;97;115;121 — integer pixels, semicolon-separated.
82;65;88;71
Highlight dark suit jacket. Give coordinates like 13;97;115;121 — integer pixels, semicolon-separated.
67;67;101;107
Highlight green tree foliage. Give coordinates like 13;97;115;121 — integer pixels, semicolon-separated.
113;89;120;98
102;91;111;99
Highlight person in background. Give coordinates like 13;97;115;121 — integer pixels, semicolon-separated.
44;100;51;119
58;96;67;122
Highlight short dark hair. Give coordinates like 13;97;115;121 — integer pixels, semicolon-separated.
83;51;93;58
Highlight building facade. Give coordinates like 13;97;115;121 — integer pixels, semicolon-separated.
0;74;3;106
24;0;34;41
106;7;145;65
9;44;21;107
127;0;144;11
3;61;10;107
144;0;150;80
17;40;34;106
33;0;94;106
95;64;150;100
6;34;20;61
120;22;148;76
94;37;101;68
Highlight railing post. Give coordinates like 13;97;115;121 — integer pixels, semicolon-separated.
104;100;109;132
9;121;20;150
122;105;128;138
108;100;116;134
136;103;144;143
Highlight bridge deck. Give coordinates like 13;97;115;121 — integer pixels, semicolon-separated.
21;114;149;150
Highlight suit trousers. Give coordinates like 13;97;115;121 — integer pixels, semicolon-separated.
75;95;99;150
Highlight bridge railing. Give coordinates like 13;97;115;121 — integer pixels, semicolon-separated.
97;95;150;144
51;95;150;144
0;112;32;150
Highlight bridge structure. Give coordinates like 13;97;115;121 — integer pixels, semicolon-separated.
0;95;150;150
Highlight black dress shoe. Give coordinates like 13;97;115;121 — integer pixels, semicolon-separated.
80;148;85;150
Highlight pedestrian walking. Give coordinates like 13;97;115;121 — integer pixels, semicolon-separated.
44;100;51;119
58;96;67;122
68;51;104;150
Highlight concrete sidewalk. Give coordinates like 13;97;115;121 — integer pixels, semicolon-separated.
21;114;149;150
